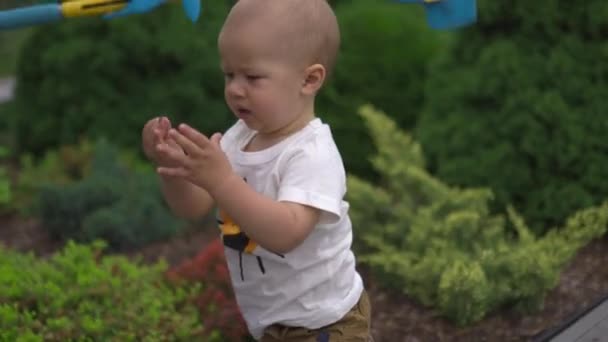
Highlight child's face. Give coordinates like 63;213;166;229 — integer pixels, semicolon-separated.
219;27;310;135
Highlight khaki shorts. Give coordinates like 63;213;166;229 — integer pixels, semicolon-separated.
260;289;372;342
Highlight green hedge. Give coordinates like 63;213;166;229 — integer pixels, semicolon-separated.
0;29;32;76
414;0;608;233
34;139;183;251
11;0;447;182
10;2;233;157
0;240;209;341
318;0;449;178
347;105;608;325
10;139;94;216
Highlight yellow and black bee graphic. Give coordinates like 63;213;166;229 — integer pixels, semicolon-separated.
217;208;284;281
218;208;258;253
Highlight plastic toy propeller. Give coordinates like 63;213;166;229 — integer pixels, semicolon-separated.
397;0;476;30
0;0;201;30
0;0;475;31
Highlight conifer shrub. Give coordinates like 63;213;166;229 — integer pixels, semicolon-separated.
35;139;182;251
318;0;449;179
12;138;152;217
167;237;250;341
414;0;608;232
0;145;12;212
347;105;608;325
11;0;447;184
10;2;233;157
0;240;210;341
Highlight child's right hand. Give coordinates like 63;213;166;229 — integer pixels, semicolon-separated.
142;116;183;166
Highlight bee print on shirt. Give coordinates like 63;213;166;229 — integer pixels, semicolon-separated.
217;208;284;281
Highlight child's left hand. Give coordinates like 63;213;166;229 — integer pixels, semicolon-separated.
156;123;234;193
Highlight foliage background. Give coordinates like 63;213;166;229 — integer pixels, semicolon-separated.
415;0;608;233
0;0;607;339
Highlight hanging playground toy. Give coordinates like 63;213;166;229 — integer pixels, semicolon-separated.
0;0;476;31
0;0;200;30
398;0;476;30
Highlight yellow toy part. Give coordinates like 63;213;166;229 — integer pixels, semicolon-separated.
61;0;127;18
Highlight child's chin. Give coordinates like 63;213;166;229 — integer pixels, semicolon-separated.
238;117;258;130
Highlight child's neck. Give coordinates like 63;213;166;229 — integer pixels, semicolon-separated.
245;110;315;152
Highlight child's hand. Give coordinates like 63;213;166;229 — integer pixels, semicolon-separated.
141;116;184;166
156;123;234;193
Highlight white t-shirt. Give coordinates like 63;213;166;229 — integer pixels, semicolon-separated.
217;117;364;340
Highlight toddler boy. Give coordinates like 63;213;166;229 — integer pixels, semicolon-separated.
142;0;370;340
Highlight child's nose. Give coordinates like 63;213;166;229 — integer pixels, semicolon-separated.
226;79;246;98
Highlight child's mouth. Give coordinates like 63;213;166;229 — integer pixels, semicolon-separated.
237;108;252;117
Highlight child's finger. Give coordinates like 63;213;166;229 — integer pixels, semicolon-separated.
142;129;157;159
166;138;185;154
160;117;171;136
169;128;203;157
177;123;211;149
157;166;189;178
153;128;163;143
210;132;223;147
157;142;189;164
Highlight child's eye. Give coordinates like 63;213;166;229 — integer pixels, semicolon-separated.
246;75;262;81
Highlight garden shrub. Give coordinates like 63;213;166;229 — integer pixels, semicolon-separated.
317;0;449;179
13;138;155;216
0;28;32;76
167;237;251;341
35;138;183;251
347;105;608;325
11;138;94;216
414;0;608;233
0;145;11;210
10;1;233;157
0;240;210;341
11;0;447;183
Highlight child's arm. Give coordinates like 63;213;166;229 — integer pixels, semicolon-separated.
158;123;341;254
210;174;320;254
143;117;215;221
160;176;215;221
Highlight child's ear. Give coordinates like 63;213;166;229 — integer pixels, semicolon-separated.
301;64;326;95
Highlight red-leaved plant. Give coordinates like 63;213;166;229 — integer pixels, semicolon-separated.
166;237;249;341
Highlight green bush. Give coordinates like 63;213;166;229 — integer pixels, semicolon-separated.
414;0;608;233
0;28;32;76
35;139;183;251
317;0;449;178
347;105;608;325
0;240;210;341
12;138;153;217
10;2;233;157
11;139;94;216
11;0;447;182
0;145;11;209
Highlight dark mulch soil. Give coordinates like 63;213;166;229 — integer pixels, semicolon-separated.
2;215;607;342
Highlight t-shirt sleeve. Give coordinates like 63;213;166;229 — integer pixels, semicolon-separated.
276;138;346;225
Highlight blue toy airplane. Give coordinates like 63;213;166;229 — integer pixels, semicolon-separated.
0;0;200;30
397;0;477;30
0;0;475;31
